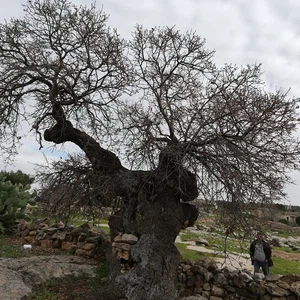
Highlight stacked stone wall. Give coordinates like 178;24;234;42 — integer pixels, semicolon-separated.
15;220;300;299
15;219;109;259
178;259;300;299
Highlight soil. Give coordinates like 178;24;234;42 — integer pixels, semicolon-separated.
25;277;101;300
273;249;300;262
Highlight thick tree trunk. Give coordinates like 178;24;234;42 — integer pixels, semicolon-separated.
99;192;198;300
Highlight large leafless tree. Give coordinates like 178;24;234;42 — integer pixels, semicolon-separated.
1;1;300;299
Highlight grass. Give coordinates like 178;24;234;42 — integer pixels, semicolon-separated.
99;226;110;234
26;279;57;300
176;243;210;261
271;257;300;275
0;235;30;258
180;230;249;254
274;231;299;238
180;231;199;242
95;260;109;280
178;228;300;276
26;262;109;300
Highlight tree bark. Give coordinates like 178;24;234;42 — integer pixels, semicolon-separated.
44;115;199;300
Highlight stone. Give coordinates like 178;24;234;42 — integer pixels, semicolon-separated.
266;274;283;282
232;273;246;288
195;238;209;246
194;287;203;294
211;284;225;297
75;249;87;256
203;282;210;291
214;273;227;286
61;241;73;251
204;271;213;282
56;221;65;229
186;275;196;287
0;255;98;300
113;242;131;251
86;236;103;243
183;264;192;273
56;232;67;240
210;296;223;300
194;274;204;288
53;240;62;248
254;273;266;280
178;272;187;282
181;296;208;300
23;236;35;244
40;239;54;248
277;280;291;290
117;250;130;260
82;243;95;250
265;282;290;297
47;227;58;233
290;281;300;296
121;233;138;244
113;235;122;242
241;271;253;283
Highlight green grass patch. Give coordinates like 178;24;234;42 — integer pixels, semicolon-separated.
271;257;300;275
96;260;109;279
25;279;57;300
180;231;199;242
176;243;210;261
99;218;109;224
273;246;297;253
0;235;30;258
99;226;110;234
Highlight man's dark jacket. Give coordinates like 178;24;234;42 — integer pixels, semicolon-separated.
250;239;273;267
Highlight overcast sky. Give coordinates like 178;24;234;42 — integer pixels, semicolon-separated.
1;0;300;205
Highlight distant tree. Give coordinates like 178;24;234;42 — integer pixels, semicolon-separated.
1;170;34;186
273;203;287;212
296;216;300;226
1;1;300;299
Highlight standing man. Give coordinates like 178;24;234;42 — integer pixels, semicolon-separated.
250;231;273;275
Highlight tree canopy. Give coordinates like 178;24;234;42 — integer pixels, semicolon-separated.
1;0;300;299
1;0;298;207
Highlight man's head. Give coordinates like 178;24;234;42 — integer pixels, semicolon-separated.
256;232;264;242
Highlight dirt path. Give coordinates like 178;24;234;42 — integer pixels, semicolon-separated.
186;245;253;272
273;249;300;261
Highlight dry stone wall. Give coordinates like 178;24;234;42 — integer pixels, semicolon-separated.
15;220;300;299
178;259;300;300
15;219;109;259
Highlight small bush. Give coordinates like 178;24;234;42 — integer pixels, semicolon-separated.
0;175;36;231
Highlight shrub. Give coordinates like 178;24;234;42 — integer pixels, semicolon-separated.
0;175;36;232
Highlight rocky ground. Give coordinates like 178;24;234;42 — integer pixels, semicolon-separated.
2;220;300;300
0;236;103;300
